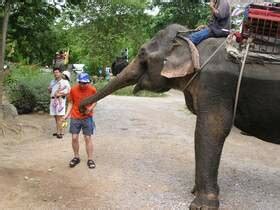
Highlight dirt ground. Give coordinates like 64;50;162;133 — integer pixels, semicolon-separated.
0;90;279;209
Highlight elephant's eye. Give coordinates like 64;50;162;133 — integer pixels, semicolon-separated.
138;47;146;59
167;40;181;54
172;39;182;47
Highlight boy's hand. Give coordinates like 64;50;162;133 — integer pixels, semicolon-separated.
84;106;92;115
83;103;96;115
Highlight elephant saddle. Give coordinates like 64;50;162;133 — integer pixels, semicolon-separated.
227;4;280;64
226;33;280;64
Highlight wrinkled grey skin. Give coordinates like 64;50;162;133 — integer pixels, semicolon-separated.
80;24;280;209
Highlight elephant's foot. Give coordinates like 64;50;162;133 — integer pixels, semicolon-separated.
191;185;197;195
191;185;219;196
189;193;219;210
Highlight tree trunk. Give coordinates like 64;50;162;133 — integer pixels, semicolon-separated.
0;1;11;106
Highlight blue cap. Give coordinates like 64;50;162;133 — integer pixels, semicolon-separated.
77;72;90;83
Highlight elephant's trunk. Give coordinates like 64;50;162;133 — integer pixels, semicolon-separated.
80;59;141;111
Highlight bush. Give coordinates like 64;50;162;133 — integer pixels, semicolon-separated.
4;64;53;114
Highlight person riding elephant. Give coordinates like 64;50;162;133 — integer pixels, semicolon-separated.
53;51;66;71
79;24;280;209
185;0;230;45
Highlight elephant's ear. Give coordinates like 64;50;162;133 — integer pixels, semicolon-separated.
161;37;200;78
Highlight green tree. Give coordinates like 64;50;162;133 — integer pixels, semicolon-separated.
55;0;152;75
0;0;80;105
151;0;210;34
1;0;57;105
7;1;60;64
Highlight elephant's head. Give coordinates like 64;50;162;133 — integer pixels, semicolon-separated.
80;24;196;111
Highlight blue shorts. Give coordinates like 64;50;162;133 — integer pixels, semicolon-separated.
69;117;96;136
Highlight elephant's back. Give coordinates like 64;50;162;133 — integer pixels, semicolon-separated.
198;39;280;143
199;38;280;80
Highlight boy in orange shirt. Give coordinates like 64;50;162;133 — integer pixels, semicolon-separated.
64;73;97;169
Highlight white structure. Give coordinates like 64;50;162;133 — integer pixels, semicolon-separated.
72;64;85;75
46;0;66;6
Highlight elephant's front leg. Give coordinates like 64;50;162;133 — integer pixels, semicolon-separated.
190;108;232;210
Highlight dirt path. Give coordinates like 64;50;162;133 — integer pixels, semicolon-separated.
0;90;279;209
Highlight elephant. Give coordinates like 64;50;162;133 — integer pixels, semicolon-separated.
80;24;280;209
111;56;128;76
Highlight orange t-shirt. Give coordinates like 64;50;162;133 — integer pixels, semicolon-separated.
69;84;97;119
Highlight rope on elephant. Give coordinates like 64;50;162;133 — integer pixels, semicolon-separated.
232;39;252;127
182;38;228;92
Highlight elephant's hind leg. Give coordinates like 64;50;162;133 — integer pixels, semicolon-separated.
190;105;232;210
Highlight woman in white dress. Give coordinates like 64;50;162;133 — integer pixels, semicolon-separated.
48;67;71;139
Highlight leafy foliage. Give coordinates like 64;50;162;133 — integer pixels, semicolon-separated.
56;0;152;74
151;0;210;33
4;1;60;64
4;64;52;113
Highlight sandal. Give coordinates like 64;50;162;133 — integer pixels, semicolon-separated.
57;134;63;139
87;160;96;169
69;157;80;168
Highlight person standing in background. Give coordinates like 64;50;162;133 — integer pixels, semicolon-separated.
48;67;71;139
